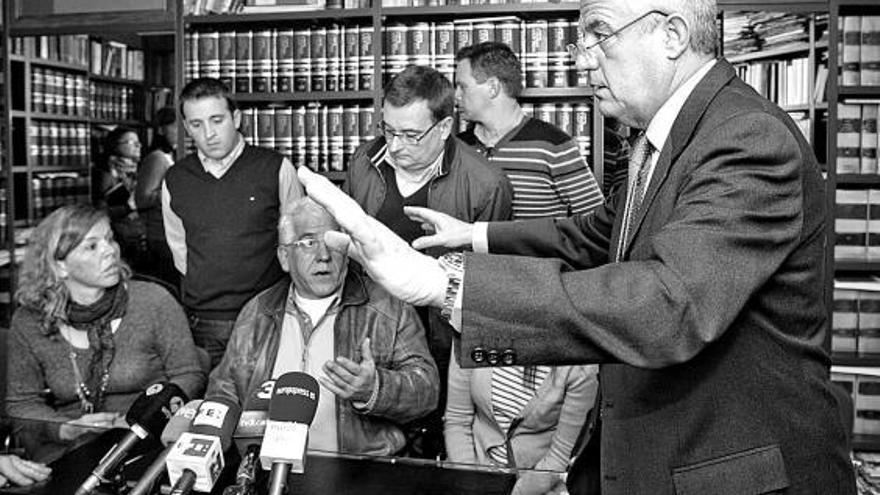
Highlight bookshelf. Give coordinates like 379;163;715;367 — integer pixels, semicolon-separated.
829;0;880;452
179;1;601;182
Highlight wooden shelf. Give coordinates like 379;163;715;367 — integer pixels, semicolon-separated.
26;112;90;123
26;58;88;73
234;91;374;103
381;2;578;18
834;352;880;367
728;41;815;64
520;87;594;98
89;73;145;86
14;165;89;174
835;261;880;273
90;118;143;127
185;8;373;25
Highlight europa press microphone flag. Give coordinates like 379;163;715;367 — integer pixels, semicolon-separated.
165;398;241;494
128;399;203;495
259;372;320;495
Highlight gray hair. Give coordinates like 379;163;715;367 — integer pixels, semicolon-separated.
278;197;338;245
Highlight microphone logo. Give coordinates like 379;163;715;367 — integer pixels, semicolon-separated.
273;386;316;401
193;402;230;430
182;437;214;458
256;380;276;400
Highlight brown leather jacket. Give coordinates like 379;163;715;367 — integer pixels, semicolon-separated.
206;269;439;455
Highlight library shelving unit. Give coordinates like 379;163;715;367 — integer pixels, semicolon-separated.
828;0;880;452
180;1;601;185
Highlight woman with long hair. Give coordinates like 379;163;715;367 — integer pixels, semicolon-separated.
5;205;205;463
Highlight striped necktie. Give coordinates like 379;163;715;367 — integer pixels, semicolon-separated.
615;133;654;262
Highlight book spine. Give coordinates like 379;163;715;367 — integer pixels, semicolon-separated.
240;107;256;145
359;28;375;91
275;107;294;164
235;30;253;93
409;22;431;68
327;24;342;93
257;107;276;151
343;26;360;92
548;19;569;88
838;103;863;174
253;29;273;93
385;23;407;84
199;31;220;79
293;106;307;169
862;16;880;86
870;189;880;261
433;22;455;83
343;104;361;167
842;15;862;86
294;27;312;93
329;105;345;171
277;29;295;93
305;104;321;172
525;20;548;88
219;30;237;91
835;188;869;261
862;104;879;174
311;27;328;92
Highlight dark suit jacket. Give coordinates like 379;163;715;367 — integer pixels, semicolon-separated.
458;60;855;494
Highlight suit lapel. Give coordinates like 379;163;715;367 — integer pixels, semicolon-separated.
622;60;737;259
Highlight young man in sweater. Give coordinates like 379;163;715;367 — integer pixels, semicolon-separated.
162;77;303;368
456;42;604;219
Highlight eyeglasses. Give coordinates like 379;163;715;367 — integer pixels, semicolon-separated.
378;119;443;146
566;10;667;63
282;237;332;253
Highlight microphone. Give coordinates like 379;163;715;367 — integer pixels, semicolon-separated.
75;382;187;495
166;398;241;494
128;399;203;495
259;372;319;495
224;380;275;495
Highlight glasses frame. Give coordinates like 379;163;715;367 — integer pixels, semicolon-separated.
567;10;667;62
281;237;331;253
378;118;444;146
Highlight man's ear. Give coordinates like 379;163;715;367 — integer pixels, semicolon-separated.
277;246;290;273
663;14;691;59
488;77;501;98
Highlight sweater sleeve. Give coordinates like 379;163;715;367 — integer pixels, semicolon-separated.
443;351;478;464
551;138;605;216
5;313;70;445
533;366;597;473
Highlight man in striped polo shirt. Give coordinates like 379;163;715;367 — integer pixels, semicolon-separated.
456;41;605;219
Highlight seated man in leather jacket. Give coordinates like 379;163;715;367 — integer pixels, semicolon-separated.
206;197;439;455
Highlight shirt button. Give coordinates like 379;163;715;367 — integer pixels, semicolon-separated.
471;347;486;363
486;349;500;365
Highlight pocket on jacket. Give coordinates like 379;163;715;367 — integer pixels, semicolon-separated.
671;444;789;495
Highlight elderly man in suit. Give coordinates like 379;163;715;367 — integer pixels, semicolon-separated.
294;0;856;493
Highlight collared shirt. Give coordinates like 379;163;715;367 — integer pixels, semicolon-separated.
381;146;444;197
160;133;301;274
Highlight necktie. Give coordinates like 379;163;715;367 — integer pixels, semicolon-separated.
615;133;654;262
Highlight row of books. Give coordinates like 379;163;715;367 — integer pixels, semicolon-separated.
188;0;370;16
90;82;140;122
11;36;145;82
833;278;880;355
30;174;91;223
838;103;880;175
833;371;880;436
835;189;880;262
31;68;89;117
186;18;583;94
186;24;376;93
216;101;591;173
724;12;817;56
383;19;583;89
10;35;90;68
840;16;880;87
381;0;559;4
90;40;145;82
733;57;823;107
26;122;91;168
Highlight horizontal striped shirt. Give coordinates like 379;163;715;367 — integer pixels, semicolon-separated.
460;117;604;219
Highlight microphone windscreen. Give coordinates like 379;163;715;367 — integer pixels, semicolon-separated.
190;398;242;452
268;372;319;425
160;399;203;446
126;382;188;438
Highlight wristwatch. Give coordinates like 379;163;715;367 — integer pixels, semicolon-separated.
438;252;464;321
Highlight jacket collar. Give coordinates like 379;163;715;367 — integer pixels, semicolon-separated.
366;136;457;179
622;59;735;257
257;267;371;320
